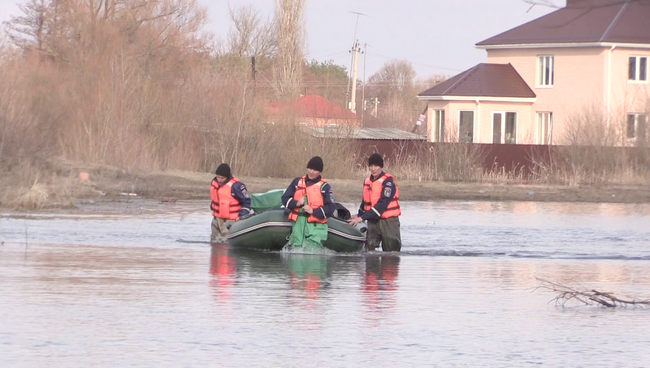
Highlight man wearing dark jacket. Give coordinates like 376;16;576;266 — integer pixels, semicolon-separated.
348;153;402;252
210;163;251;243
281;156;335;249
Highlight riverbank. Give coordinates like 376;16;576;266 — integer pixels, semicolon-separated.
95;170;650;203
2;164;649;212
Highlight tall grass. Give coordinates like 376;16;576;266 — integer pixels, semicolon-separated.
386;141;484;182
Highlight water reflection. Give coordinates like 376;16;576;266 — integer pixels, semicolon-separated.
283;254;330;301
362;255;400;324
210;247;404;307
209;245;237;304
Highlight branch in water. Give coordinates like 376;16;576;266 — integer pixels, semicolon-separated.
535;278;650;308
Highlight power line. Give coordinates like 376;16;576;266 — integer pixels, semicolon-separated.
306;50;349;60
365;52;463;72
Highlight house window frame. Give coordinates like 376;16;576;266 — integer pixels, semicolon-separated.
492;111;518;144
628;55;648;83
536;112;553;145
537;55;555;88
458;110;475;143
626;113;647;141
434;109;445;142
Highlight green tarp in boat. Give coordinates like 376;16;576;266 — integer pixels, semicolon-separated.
250;189;284;213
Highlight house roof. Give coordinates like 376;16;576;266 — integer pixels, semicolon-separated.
418;63;536;99
300;126;426;140
477;0;650;47
267;94;359;120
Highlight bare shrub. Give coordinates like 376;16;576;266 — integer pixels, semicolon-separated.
202;114;358;180
560;104;620;147
0;159;77;209
388;141;484;182
529;106;650;185
1;0;212;171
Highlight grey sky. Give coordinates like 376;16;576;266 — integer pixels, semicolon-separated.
0;0;565;78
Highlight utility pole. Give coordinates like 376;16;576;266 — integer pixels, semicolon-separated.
346;11;366;115
371;97;379;118
349;40;361;114
361;43;367;125
251;56;257;97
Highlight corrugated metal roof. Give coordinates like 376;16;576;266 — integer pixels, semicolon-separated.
300;125;426;140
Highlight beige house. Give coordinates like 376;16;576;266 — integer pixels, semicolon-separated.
418;0;650;145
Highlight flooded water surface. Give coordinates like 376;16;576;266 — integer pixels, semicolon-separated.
2;201;650;366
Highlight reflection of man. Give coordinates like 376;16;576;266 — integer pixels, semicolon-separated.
283;254;330;306
362;256;400;319
209;245;237;302
363;256;400;291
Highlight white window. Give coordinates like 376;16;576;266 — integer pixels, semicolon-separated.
434;109;445;142
459;111;474;143
492;112;517;144
538;55;554;87
536;112;553;145
627;113;647;141
628;56;648;82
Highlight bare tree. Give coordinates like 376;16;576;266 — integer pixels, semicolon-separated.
521;0;562;8
273;0;305;99
366;60;421;129
3;0;52;53
225;5;276;58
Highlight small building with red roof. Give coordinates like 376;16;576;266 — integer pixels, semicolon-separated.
266;94;360;127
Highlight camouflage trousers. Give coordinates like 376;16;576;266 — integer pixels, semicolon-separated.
211;217;235;244
365;216;401;252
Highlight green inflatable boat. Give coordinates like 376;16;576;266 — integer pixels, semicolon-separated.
226;190;366;253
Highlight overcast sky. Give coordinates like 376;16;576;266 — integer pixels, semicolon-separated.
0;0;566;79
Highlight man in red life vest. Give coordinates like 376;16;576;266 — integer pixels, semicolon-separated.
348;153;402;252
281;156;336;249
210;163;252;243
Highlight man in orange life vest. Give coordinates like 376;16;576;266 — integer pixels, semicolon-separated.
348;153;402;252
210;163;251;243
281;156;336;249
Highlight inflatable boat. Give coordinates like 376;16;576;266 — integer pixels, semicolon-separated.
226;190;366;252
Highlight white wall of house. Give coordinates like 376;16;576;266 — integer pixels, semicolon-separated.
610;48;650;132
425;100;534;144
487;47;609;143
425;101;448;142
443;101;477;143
486;46;650;145
610;48;650;111
475;102;534;144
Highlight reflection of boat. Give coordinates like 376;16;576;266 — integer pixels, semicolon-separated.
224;247;363;278
226;208;366;252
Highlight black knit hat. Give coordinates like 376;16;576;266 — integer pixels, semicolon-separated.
215;163;231;177
368;153;384;168
307;156;324;172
